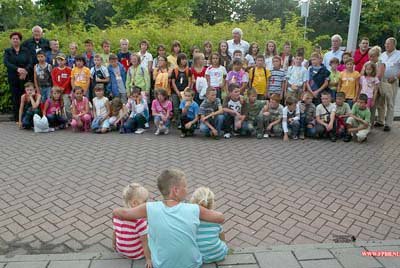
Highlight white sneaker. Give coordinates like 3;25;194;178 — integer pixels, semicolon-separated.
144;122;149;128
159;126;167;133
263;133;269;138
224;133;232;139
48;128;55;132
135;128;145;134
155;128;160;135
164;128;169;135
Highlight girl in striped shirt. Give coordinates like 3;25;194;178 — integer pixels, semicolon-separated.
112;183;152;267
190;187;228;263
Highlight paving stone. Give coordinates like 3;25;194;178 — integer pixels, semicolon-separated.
219;265;259;268
48;260;91;268
293;248;334;260
90;259;132;268
331;248;383;268
300;259;343;268
217;254;256;265
5;261;49;268
0;264;5;268
255;251;301;268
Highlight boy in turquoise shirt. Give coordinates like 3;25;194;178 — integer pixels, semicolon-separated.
113;169;224;268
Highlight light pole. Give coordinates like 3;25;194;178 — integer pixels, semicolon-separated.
346;0;362;53
300;0;310;40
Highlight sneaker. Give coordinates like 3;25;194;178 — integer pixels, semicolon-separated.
120;127;125;134
155;128;160;135
144;122;150;129
177;124;182;130
330;135;337;142
180;133;186;138
164;128;169;135
256;133;263;139
383;126;391;132
224;133;232;139
374;122;384;127
48;128;55;132
293;136;299;140
263;133;269;139
299;132;305;140
343;134;352;142
159;126;167;133
135;128;145;134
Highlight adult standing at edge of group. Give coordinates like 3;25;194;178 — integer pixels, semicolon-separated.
227;28;250;57
323;34;344;71
22;25;50;67
3;32;32;122
354;37;370;72
378;37;400;132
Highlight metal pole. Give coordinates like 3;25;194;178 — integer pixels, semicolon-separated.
304;16;307;40
346;0;362;52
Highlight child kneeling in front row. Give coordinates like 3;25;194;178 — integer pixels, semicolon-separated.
18;82;41;130
180;87;200;138
124;87;149;134
91;84;111;134
190;187;228;263
152;89;172;135
199;87;224;139
256;94;283;139
344;93;371;143
113;169;224;268
112;183;152;267
282;96;300;141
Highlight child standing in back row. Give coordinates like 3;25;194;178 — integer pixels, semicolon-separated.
34;50;52;103
112;182;152;266
359;62;379;109
190;187;228;263
337;58;360;107
248;55;271;100
268;56;287;101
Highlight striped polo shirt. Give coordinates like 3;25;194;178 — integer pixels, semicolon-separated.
197;221;228;263
268;68;287;95
113;216;148;259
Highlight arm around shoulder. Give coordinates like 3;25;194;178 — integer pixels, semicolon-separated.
112;203;147;220
199;206;224;224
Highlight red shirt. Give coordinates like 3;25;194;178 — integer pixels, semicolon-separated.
113;216;147;259
191;66;207;92
51;67;72;94
354;48;369;73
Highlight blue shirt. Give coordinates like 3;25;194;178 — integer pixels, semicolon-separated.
180;100;200;120
147;202;202;268
197;221;228;263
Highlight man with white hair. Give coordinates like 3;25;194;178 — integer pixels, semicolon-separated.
227;28;249;57
323;34;344;71
22;25;50;65
378;37;400;131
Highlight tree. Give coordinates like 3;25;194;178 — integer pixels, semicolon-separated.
37;0;92;31
192;0;234;25
0;0;36;31
84;0;115;29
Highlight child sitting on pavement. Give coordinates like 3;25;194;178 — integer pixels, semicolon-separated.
222;83;248;139
315;91;337;142
282;96;300;141
335;92;351;139
298;92;316;139
199;87;224;139
344;93;371;143
256;93;283;139
190;187;228;263
245;88;266;136
112;183;152;267
179;87;200;138
113;169;224;268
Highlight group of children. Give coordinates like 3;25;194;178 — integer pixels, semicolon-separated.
112;169;228;267
18;38;381;142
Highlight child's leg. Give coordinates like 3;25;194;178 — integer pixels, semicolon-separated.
153;115;161;130
315;123;325;138
135;114;146;129
215;114;225;136
171;93;180;124
70;119;78;130
346;99;353;108
21;113;33;129
200;121;210;136
100;118;110;133
124;117;134;132
356;128;369;142
222;112;234;134
291;120;300;137
239;120;249;136
306;124;316;138
180;115;190;134
63;94;72;121
47;114;56;128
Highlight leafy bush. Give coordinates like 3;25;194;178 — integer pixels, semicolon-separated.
0;15;329;112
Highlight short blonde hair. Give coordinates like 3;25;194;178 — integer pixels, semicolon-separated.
369;46;381;57
190;187;215;209
122;183;149;208
157;169;185;198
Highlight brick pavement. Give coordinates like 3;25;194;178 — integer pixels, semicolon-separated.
0;122;399;255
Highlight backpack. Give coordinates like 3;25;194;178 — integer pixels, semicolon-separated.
174;67;190;81
249;67;268;87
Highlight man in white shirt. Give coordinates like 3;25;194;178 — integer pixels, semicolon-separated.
379;37;400;131
227;28;249;57
323;34;344;71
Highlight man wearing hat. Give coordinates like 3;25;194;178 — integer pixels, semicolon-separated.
51;53;72;120
227;28;250;57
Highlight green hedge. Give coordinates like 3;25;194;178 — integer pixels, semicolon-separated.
0;16;329;112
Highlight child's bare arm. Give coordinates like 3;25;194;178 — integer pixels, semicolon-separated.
219;231;226;241
140;234;152;268
112;230;116;250
112;203;147;220
199;206;224;224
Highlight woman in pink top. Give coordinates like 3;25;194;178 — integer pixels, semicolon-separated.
71;87;92;132
43;87;67;130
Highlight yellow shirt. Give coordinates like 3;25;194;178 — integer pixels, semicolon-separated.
339;70;360;99
71;67;91;92
167;55;177;69
248;67;271;95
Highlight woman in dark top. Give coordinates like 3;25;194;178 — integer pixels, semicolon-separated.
3;32;32;121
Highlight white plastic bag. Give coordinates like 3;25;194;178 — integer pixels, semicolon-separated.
33;114;50;133
197;77;208;100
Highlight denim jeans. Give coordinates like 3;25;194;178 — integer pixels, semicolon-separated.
223;112;250;136
286;120;300;137
200;114;224;136
40;87;51;103
180;115;197;135
154;115;171;128
47;113;67;128
124;114;147;132
300;114;316;137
